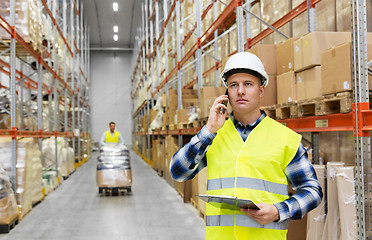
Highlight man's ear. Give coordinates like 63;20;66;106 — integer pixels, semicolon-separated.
259;85;265;97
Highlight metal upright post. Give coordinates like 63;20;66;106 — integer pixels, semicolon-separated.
71;0;76;161
213;1;219;87
149;0;154;102
144;1;151;159
163;0;169;110
245;0;251;47
236;1;244;52
155;0;160;89
175;0;183;148
307;0;316;32
63;0;68;133
53;0;59;174
351;0;371;239
195;0;202;107
10;0;17;190
175;0;182;110
20;62;24;130
38;62;43;152
77;0;83;162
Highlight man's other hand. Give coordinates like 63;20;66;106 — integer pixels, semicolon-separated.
240;203;280;225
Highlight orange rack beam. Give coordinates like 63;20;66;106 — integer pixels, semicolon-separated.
246;0;321;49
40;0;74;57
0;129;74;138
133;100;148;118
134;108;372;136
0;16;73;95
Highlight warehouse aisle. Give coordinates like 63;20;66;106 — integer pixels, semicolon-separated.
0;150;205;240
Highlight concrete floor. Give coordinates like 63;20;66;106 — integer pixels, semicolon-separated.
0;150;205;240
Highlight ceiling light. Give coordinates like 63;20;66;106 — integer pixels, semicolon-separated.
113;25;118;33
113;2;118;12
113;34;118;41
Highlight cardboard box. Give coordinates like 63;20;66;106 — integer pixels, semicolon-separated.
167;109;176;125
176;109;190;124
277;71;297;104
183;98;198;108
277;38;298;75
261;75;277;107
287;215;307;240
0;195;19;225
200;87;226;118
294;32;351;72
296;66;322;101
166;89;198;111
321;42;372;95
96;169;132;188
248;44;277;75
197;167;208;216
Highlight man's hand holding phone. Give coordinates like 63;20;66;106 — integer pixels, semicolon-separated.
205;94;228;134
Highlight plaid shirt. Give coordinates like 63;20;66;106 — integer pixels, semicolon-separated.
169;111;323;222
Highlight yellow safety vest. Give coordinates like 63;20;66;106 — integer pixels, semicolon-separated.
105;131;120;143
205;117;301;240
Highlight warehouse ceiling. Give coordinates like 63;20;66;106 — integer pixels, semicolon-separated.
81;0;145;50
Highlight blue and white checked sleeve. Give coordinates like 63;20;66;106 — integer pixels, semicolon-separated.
274;144;323;222
170;126;215;182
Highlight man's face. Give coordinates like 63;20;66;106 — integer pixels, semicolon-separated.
226;72;264;115
110;124;115;132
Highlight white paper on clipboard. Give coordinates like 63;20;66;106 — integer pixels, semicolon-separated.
196;194;261;210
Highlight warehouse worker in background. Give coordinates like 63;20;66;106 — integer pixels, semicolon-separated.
170;52;322;240
100;122;124;146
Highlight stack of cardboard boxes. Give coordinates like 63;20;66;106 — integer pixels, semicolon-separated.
294;32;351;101
248;44;278;107
163;89;198;126
276;32;353;105
321;33;372;95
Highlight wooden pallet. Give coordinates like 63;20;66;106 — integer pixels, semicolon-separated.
297;92;353;117
0;216;19;234
275;102;298;120
297;98;321;117
316;92;353;115
261;105;276;119
190;198;198;210
197;117;208;126
0;40;41;56
177;122;188;129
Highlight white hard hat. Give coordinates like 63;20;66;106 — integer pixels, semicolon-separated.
220;52;269;88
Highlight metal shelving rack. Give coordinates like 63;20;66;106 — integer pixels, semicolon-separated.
0;0;91;190
131;0;372;237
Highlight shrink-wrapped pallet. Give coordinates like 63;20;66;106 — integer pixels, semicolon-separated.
42;137;71;178
0;168;18;225
15;138;40;219
322;162;345;240
31;144;43;205
0;138;41;219
0;0;43;52
306;165;326;240
97;144;132;189
336;167;357;240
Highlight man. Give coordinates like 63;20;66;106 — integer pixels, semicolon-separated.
170;52;322;240
100;122;124;145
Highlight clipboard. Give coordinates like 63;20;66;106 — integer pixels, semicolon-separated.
196;194;261;210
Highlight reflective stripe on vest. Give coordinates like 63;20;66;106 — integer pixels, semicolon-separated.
207;177;288;196
206;215;289;230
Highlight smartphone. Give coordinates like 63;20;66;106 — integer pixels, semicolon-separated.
220;89;229;114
